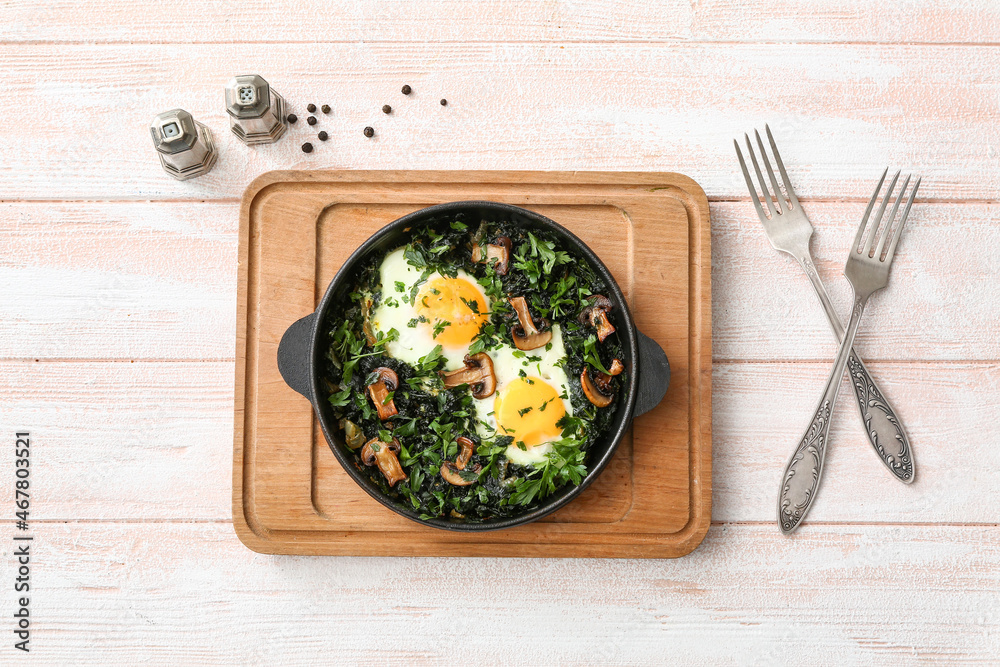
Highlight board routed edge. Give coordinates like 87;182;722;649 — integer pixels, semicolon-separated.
232;170;711;558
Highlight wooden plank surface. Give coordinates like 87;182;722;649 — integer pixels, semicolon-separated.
711;201;1000;361
2;360;997;525
4;200;996;362
712;361;1000;523
0;202;238;360
0;361;234;519
6;1;1000;44
0;44;997;200
9;522;1000;665
3;0;997;661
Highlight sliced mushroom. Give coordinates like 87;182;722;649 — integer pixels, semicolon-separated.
455;435;475;468
339;418;366;450
362;437;408;487
580;358;624;408
509;296;552;350
440;436;481;486
440;353;497;399
361;296;377;346
579;295;616;342
366;367;399;420
441;466;478;486
471;236;512;275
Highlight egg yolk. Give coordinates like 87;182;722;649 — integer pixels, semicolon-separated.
416;276;488;348
494;376;567;448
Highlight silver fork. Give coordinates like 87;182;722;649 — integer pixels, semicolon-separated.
735;126;914;484
776;170;920;534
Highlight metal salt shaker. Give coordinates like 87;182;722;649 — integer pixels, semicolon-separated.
225;74;288;145
149;109;218;180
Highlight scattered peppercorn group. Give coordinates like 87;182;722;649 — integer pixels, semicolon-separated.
286;85;449;154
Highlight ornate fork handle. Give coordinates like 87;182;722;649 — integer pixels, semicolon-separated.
846;355;913;482
779;294;867;534
778;400;831;534
798;255;914;483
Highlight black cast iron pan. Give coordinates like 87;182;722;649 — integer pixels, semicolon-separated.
277;201;669;531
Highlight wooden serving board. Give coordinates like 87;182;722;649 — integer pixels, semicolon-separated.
232;170;711;558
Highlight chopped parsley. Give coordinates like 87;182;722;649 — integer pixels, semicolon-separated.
327;386;351;407
431;319;451;339
460;296;480;314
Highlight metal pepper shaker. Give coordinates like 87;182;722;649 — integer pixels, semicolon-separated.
224;74;288;145
149;109;218;181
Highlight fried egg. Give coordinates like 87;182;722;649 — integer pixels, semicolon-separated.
371;248;490;370
473;326;574;466
371;247;575;467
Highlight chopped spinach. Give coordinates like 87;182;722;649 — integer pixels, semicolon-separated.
319;214;625;523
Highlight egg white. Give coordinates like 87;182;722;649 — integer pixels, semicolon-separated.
370;247;490;371
473;325;574;466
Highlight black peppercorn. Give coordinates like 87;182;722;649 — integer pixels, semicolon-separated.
382;105;391;114
306;103;316;113
307;116;317;126
321;104;331;114
401;85;411;95
301;142;313;153
364;126;374;138
318;131;328;141
440;99;447;106
287;114;298;124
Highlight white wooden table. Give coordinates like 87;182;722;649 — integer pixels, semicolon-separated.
3;2;999;663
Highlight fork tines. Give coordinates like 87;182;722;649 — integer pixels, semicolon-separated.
855;169;921;263
735;125;799;221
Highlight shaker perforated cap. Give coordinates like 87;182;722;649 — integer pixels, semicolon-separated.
225;75;273;119
224;74;288;145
